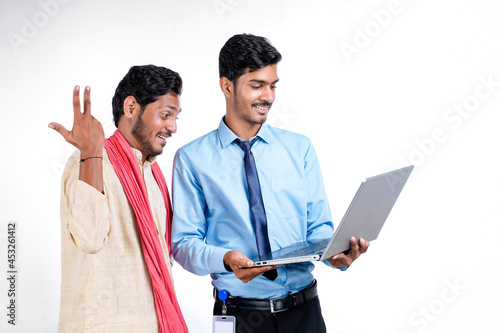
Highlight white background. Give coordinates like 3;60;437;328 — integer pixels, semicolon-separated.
1;0;500;332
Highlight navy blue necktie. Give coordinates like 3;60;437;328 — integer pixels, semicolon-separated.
235;137;277;280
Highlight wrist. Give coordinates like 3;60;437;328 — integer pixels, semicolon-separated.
80;156;103;163
223;252;233;272
80;146;103;159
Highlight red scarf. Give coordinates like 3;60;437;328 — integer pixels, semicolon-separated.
105;130;188;333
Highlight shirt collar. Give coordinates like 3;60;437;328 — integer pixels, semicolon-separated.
217;117;272;148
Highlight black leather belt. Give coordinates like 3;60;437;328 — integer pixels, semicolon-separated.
214;280;318;314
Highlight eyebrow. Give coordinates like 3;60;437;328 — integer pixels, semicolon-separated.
249;78;280;85
162;105;180;112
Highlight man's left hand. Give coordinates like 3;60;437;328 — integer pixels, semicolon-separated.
326;237;369;268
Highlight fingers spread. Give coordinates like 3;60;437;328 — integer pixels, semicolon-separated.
48;122;70;140
83;86;91;116
73;85;81;117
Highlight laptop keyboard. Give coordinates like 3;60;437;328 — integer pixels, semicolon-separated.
271;238;331;259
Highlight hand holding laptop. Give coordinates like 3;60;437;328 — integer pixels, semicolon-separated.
224;250;282;283
326;237;370;268
251;166;414;268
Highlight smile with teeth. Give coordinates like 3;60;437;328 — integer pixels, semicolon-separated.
157;134;168;141
254;104;270;112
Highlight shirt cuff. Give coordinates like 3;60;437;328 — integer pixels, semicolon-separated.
210;247;230;273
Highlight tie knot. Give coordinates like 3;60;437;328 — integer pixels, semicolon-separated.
235;137;259;152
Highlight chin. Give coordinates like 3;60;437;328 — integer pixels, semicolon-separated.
256;117;267;124
152;148;164;157
248;114;267;124
146;145;164;157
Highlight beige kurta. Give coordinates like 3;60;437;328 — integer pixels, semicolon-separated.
58;147;174;333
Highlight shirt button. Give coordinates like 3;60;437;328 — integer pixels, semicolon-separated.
285;286;289;290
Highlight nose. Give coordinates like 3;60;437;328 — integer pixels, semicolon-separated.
260;85;274;103
166;118;177;134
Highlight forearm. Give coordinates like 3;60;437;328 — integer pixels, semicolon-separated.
172;236;227;275
79;151;104;193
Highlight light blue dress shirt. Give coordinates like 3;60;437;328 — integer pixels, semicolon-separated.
172;118;334;299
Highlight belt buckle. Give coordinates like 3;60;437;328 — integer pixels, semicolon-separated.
269;298;287;314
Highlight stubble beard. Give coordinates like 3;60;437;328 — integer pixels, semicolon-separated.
131;112;163;158
233;92;269;125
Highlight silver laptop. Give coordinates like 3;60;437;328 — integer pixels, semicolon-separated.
253;165;414;266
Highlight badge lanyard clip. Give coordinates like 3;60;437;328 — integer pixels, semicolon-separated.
219;289;229;315
212;290;235;333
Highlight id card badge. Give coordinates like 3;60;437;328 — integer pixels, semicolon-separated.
213;289;236;333
212;315;235;333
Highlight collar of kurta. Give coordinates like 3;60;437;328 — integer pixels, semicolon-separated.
129;146;157;166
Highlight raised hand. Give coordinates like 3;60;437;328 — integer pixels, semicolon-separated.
49;86;104;157
49;86;105;193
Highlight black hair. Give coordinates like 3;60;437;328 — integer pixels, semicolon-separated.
218;33;282;84
111;65;182;127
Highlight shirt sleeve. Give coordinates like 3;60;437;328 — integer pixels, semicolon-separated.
302;140;349;270
303;139;334;241
60;152;110;254
171;149;228;275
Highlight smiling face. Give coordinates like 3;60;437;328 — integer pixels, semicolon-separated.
222;64;279;139
130;91;180;159
233;64;278;125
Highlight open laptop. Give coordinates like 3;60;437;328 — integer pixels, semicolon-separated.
253;165;414;266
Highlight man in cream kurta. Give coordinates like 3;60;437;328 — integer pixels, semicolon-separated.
49;65;185;332
59;148;172;332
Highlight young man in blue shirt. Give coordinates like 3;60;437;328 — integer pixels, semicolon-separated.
172;34;369;332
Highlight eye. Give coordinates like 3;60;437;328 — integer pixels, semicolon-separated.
271;85;277;89
251;85;261;89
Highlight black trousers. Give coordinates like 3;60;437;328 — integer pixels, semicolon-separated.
213;295;327;333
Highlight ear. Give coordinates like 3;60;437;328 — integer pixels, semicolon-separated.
123;96;140;119
219;77;234;99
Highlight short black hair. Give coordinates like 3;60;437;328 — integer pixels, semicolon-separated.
219;34;282;83
112;65;182;127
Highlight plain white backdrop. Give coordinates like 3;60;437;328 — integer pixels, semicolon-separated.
1;0;500;332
